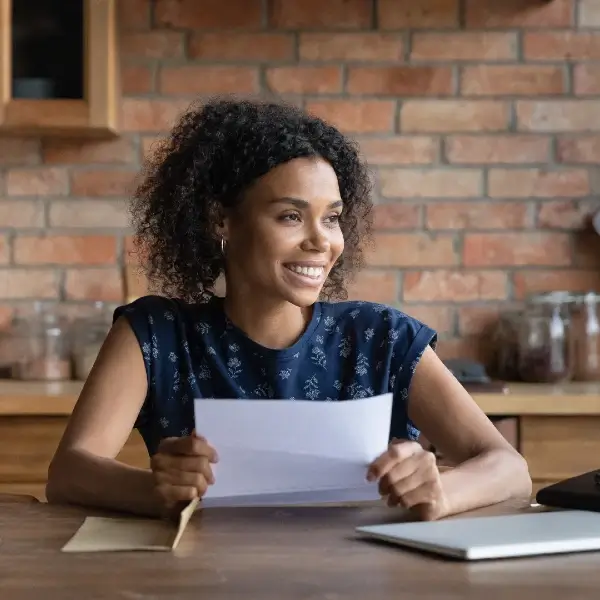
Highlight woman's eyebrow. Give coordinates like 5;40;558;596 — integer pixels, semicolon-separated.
271;197;343;209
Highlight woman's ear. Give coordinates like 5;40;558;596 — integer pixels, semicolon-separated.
215;222;228;242
214;208;230;243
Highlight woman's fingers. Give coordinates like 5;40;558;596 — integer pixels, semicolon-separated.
154;464;212;492
157;435;219;462
152;453;215;483
156;482;198;508
367;440;422;481
385;469;431;507
378;454;420;496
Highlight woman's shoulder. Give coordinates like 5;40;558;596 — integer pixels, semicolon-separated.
113;294;212;322
114;293;177;317
322;300;434;333
321;299;438;357
112;294;216;346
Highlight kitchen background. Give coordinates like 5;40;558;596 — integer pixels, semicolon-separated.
1;0;600;385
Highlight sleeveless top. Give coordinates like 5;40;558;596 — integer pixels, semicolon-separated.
113;295;438;457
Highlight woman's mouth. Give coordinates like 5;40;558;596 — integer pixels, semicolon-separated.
285;264;325;279
283;263;326;288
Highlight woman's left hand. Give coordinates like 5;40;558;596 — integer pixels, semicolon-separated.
366;439;449;521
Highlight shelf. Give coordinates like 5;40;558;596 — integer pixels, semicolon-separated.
0;0;119;137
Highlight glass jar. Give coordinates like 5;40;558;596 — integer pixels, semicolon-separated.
571;292;600;381
11;303;71;381
527;291;578;312
517;297;572;384
0;329;15;378
489;311;522;381
71;301;112;380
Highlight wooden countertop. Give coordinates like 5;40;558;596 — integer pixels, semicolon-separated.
0;380;82;416
1;379;600;417
472;382;600;416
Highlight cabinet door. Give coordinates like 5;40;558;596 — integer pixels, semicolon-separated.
521;416;600;482
0;416;148;492
0;0;119;137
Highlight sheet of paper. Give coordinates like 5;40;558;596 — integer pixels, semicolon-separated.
194;393;392;507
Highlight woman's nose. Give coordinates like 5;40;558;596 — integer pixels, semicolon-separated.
301;223;331;252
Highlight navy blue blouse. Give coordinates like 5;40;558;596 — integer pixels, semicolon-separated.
114;295;438;457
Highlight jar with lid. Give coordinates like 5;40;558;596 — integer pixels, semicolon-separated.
571;292;600;381
11;303;72;381
517;293;574;384
489;310;522;381
0;328;15;378
71;301;112;380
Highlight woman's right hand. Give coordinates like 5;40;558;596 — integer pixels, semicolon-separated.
150;433;219;515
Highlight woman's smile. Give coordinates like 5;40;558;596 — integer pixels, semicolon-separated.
283;262;328;288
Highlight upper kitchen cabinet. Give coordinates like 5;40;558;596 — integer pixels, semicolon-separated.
0;0;119;137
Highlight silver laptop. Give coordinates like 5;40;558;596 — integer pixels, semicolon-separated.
356;510;600;561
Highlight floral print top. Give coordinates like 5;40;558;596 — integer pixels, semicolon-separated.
114;295;438;457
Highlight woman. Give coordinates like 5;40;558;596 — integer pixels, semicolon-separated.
46;98;531;520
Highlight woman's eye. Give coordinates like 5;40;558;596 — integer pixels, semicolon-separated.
325;214;341;224
281;213;301;222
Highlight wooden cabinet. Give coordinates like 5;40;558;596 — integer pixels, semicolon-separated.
0;0;119;137
0;381;599;501
521;416;600;483
0;416;148;501
2;414;595;502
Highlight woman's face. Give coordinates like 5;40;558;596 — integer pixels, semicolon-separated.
222;157;345;308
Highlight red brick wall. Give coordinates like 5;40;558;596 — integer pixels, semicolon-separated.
2;0;600;363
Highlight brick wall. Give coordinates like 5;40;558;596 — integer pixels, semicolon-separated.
1;0;600;364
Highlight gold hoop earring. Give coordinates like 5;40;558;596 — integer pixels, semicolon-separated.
221;237;226;254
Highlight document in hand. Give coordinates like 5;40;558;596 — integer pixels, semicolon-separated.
193;393;393;507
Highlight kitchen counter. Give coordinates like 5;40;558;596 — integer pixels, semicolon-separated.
0;380;82;416
1;379;600;416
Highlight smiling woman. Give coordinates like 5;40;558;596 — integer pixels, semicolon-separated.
269;195;344;293
45;97;531;521
217;159;348;315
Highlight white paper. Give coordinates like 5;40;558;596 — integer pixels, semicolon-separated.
193;394;393;507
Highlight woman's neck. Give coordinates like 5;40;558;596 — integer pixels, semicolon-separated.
221;290;313;350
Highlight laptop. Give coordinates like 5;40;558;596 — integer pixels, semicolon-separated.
536;469;600;513
355;510;600;561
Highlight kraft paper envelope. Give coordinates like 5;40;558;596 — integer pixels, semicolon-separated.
61;498;200;553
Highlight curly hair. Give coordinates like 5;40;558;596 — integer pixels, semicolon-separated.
129;97;374;303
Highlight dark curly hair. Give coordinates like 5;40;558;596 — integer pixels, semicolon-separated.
129;97;374;303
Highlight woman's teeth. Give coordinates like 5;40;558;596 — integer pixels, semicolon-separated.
286;265;324;279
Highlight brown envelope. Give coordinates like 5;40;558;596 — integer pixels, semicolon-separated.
61;497;200;553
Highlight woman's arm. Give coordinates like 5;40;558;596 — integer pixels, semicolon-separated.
46;316;162;517
407;346;532;515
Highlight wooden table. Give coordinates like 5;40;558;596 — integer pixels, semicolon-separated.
2;499;600;599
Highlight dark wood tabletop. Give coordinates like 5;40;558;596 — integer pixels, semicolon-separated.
2;498;600;600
